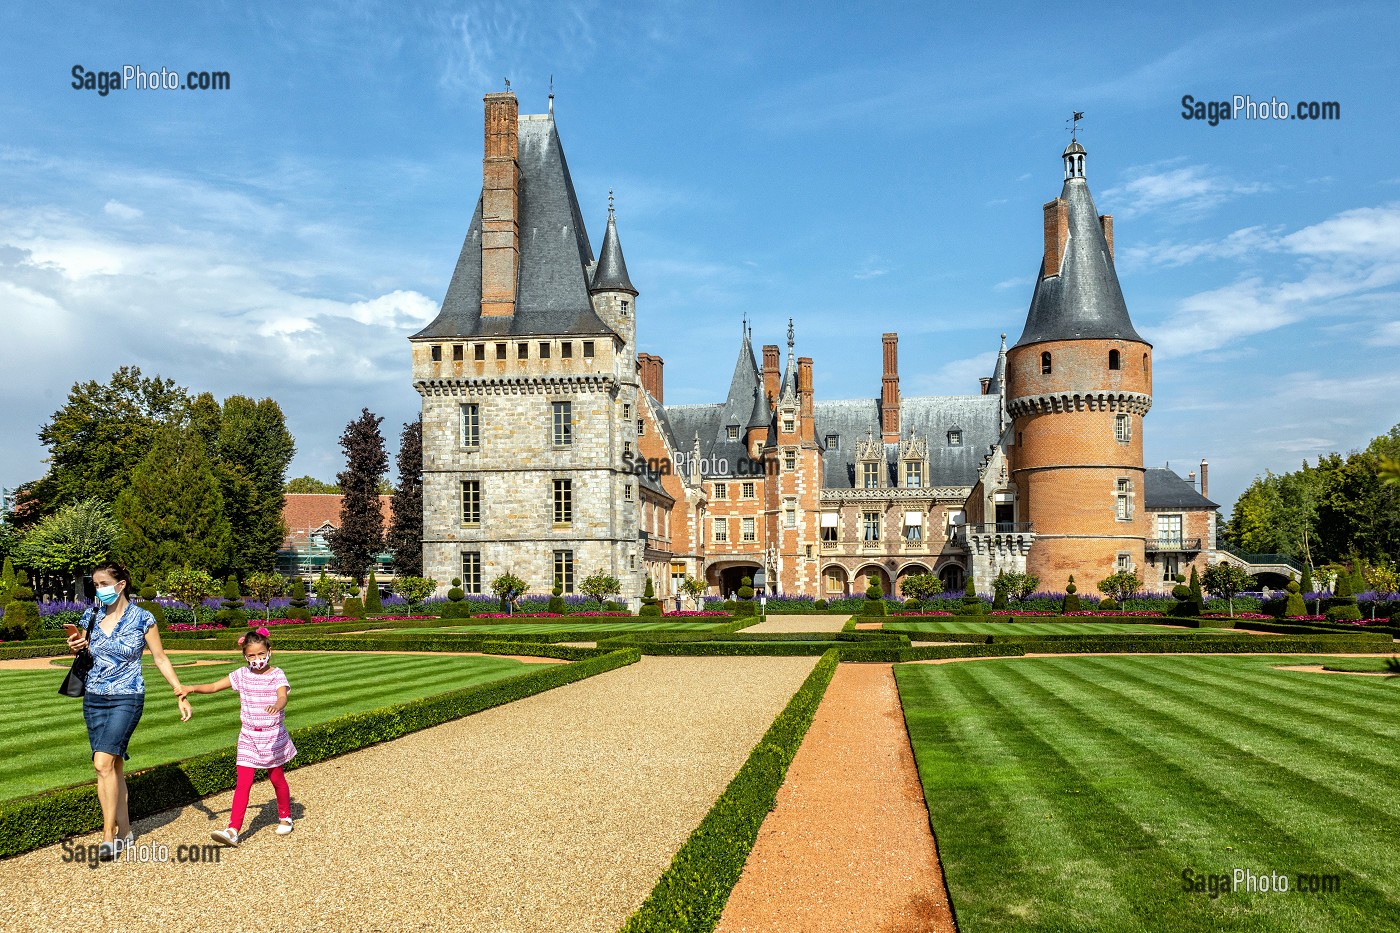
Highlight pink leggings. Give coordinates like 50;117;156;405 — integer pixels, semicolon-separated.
229;765;290;831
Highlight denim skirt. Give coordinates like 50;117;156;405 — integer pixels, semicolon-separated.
83;693;145;761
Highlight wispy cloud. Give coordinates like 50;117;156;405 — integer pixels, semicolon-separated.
1103;162;1270;219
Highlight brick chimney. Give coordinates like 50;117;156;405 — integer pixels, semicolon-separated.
881;333;900;443
1099;214;1114;260
1199;458;1209;499
979;376;993;395
797;357;814;441
1042;198;1069;278
481;92;520;317
760;344;780;406
637;353;664;402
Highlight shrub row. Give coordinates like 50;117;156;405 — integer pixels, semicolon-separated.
837;643;1027;663
618;649;840;932
0;648;640;859
998;634;1391;654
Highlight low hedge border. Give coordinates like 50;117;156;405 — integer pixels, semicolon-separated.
847;643;1027;663
0;647;640;860
619;649;841;932
999;634;1391;654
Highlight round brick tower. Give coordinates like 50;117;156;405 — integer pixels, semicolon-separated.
1005;140;1153;594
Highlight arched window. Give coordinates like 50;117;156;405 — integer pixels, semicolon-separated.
1142;352;1149;373
1041;351;1052;375
1108;349;1120;370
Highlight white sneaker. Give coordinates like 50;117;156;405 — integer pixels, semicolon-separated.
97;841;118;861
276;818;293;835
211;827;240;847
112;831;134;855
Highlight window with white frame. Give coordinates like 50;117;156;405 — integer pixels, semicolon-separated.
1115;414;1131;443
1117;552;1132;572
553;479;572;525
1161;554;1181;581
713;517;728;543
713;482;727;500
862;511;880;542
461;551;482;594
784;449;797;472
862;462;880;489
460;403;480;448
553;550;575;592
904;511;922;542
552;401;573;446
741;481;756;499
904;461;923;488
784;499;797;528
741;517;757;542
460;480;481;525
727;424;739;440
1115;478;1133;520
1157;513;1182;546
820;511;838;542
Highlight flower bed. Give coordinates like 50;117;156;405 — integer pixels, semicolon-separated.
662;611;731;617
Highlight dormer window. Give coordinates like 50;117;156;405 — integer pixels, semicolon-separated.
727;424;739;440
782;413;795;434
904;461;924;487
947;429;962;446
862;462;880;489
825;434;840;451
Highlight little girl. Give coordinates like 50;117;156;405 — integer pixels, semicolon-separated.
180;627;297;846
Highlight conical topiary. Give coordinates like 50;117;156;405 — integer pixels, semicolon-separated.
0;579;42;640
0;556;16;609
364;570;383;615
639;577;662;617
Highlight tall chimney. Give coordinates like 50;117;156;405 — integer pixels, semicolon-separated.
762;345;780;405
1099;214;1114;260
481;92;520;317
637;353;664;403
881;333;900;443
797;356;814;440
1042;198;1069;278
1199;458;1209;499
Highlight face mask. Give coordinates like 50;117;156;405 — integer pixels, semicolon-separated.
96;585;120;606
247;654;270;671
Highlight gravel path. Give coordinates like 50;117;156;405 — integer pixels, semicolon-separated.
0;655;816;933
716;663;955;933
743;613;849;633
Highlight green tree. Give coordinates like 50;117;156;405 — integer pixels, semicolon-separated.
1202;563;1253;618
491;572;527;611
1283;580;1307;618
1096;570;1143;603
580;571;622;606
163;565;220;625
32;367;190;515
899;573;944;601
244;571;286;621
114;427;232;581
285;476;341;494
215;395;296;577
392;576;437;605
364;570;383;614
327;409;388;585
1324;570;1363;622
12;498;121;598
679;574;707;610
312;571;344;607
386;418;423;577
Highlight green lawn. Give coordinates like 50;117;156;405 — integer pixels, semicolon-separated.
896;655;1400;932
890;621;1196;636
399;621;727;635
0;651;547;802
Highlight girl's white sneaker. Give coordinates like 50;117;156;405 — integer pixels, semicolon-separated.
211;827;240;847
276;818;294;835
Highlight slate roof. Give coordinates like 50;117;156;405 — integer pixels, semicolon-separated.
1013;172;1147;348
813;396;1002;489
590;210;636;295
413;114;618;340
1144;469;1218;510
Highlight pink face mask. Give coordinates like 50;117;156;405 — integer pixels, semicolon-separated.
247;654;270;671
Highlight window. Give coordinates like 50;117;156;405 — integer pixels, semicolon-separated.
495;342;507;361
552;401;573;446
582;341;595;358
638;419;645;435
1161;554;1181;582
905;461;923;487
624;482;633;500
825;434;840;450
623;440;632;457
474;344;486;361
825;569;845;594
431;345;442;362
862;511;880;542
554;550;575;593
1157;514;1183;547
947;430;962;446
621;299;630;312
622;403;631;419
904;511;923;542
741;481;756;499
460;403;480;448
784;500;797;528
713;482;727;500
561;341;573;359
539;342;551;359
713;517;729;543
862;462;880;490
820;511;838;542
783;415;795;434
461;552;482;594
1116;478;1133;520
452;344;463;362
785;450;797;472
741;517;757;542
727;424;740;440
1116;552;1132;572
1109;349;1121;370
460;480;481;525
1041;351;1052;375
517;342;529;360
1115;414;1131;443
805;544;814;559
553;479;572;524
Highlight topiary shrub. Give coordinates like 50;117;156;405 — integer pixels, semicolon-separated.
721;600;736;611
0;584;42;640
1283;580;1307;618
213;576;246;628
0;557;16;610
603;600;626;613
1098;597;1119;611
1062;574;1082;613
639;577;662;617
548;584;566;615
732;576;756;617
860;580;887;617
952;569;981;615
1324;572;1362;622
904;597;920;610
364;571;383;615
448;578;465;602
1169;572;1202;618
135;573;167;629
341;593;366;619
287;578;313;622
814;598;828;611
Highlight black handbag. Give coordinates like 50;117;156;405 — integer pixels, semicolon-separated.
58;608;98;698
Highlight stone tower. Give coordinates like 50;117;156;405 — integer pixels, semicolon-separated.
409;91;644;599
1005;139;1154;591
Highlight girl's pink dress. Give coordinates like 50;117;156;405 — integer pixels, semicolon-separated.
228;665;297;769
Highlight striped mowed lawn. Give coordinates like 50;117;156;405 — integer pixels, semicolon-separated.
891;621;1197;635
0;651;544;803
895;655;1400;932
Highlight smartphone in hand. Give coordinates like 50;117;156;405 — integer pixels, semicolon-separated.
64;623;80;636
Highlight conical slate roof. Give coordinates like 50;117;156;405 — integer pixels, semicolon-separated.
1013;175;1147;348
590;209;637;295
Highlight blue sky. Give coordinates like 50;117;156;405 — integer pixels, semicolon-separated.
2;1;1397;516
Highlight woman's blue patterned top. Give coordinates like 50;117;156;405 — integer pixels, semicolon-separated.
85;602;156;696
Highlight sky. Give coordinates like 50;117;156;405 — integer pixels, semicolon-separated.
1;1;1397;517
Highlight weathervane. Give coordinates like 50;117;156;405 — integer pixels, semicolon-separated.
608;187;615;215
504;77;511;92
1068;110;1084;141
548;74;554;113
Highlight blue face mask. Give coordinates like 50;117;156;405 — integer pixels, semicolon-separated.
96;585;120;606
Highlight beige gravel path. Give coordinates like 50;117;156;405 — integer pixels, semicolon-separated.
716;663;954;933
0;655;816;933
743;613;849;633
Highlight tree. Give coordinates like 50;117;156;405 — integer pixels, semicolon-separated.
1096;570;1143;604
164;565;220;625
491;572;527;612
581;571;622;606
364;570;383;614
32;367;190;515
679;574;706;610
1202;563;1253;617
1283;580;1307;618
386;418;423;577
215;395;296;577
995;571;1040;603
392;576;437;604
113;427;232;581
244;571;286;621
900;573;944;601
1363;563;1400;620
285;476;341;494
13;498;121;599
1324;570;1363;622
327;409;388;584
0;556;16;609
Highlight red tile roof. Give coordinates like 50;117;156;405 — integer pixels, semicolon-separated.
282;494;393;547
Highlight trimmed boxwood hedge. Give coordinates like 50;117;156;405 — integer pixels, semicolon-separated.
998;634;1390;654
619;649;840;932
839;643;1027;663
0;648;640;860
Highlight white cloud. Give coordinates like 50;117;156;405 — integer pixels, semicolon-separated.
103;200;143;221
1102;163;1269;219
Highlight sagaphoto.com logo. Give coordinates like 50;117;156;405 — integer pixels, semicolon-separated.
72;64;230;97
1181;94;1340;126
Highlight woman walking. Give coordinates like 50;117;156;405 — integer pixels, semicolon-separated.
66;560;191;861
